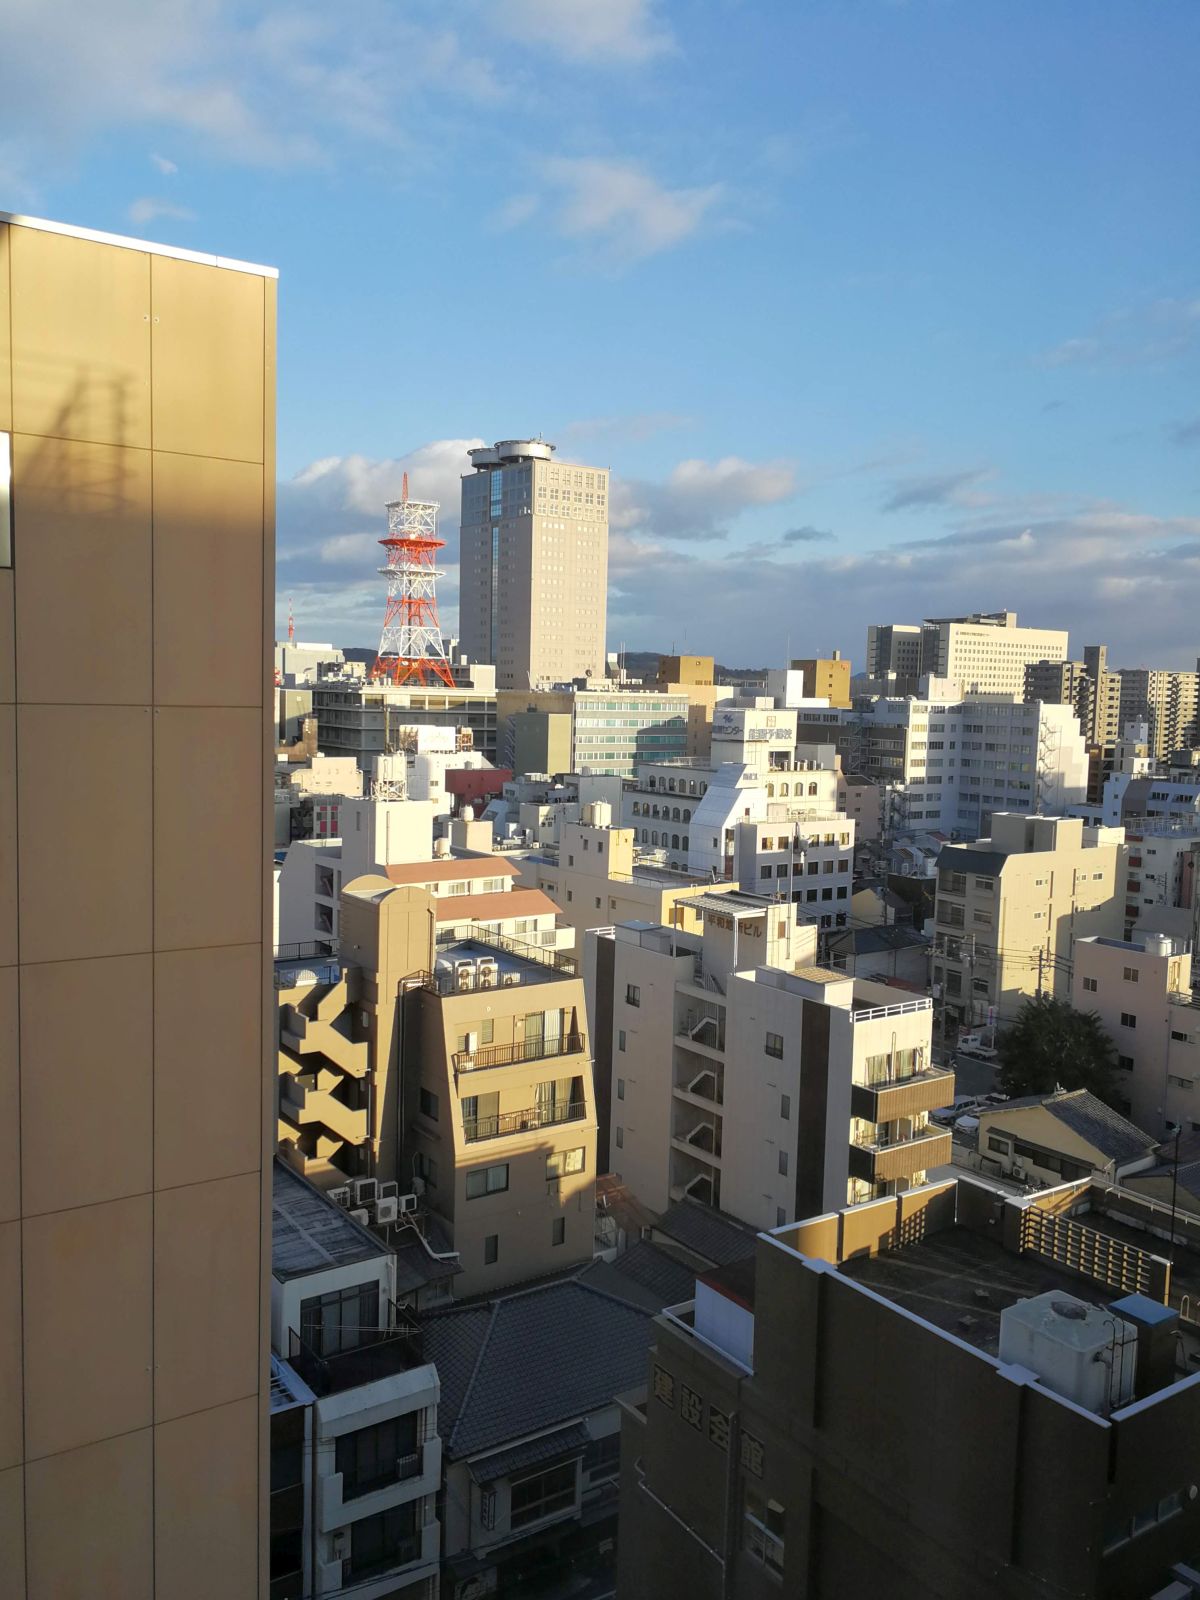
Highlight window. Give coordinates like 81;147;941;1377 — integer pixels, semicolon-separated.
617;1077;625;1100
509;1460;577;1529
1082;976;1098;993
765;1031;784;1059
583;1433;621;1478
777;1149;789;1176
776;1207;787;1227
618;1029;627;1052
1123;966;1140;983
1172;1030;1191;1044
419;1087;438;1121
484;1234;499;1266
413;1151;437;1189
987;1135;1011;1155
300;1283;379;1357
744;1490;785;1576
1118;1055;1135;1071
615;1127;624;1149
626;984;641;1007
336;1414;419;1500
348;1503;418;1580
780;1094;791;1120
1121;1013;1137;1029
552;1217;566;1247
546;1146;586;1178
465;1162;509;1199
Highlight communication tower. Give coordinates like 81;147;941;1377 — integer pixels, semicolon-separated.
370;473;456;688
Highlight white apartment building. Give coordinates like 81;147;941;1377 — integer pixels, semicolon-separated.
271;1161;442;1600
458;438;609;688
1072;934;1200;1138
592;897;949;1232
1121;820;1200;945
847;690;1088;837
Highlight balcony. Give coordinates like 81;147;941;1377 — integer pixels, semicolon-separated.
453;1032;586;1074
463;1099;587;1144
288;1316;423;1398
848;1126;952;1184
850;1065;954;1122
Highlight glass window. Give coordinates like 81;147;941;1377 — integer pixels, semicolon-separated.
617;1077;625;1100
765;1032;784;1059
348;1502;418;1580
1082;976;1098;992
336;1414;419;1500
778;1149;789;1176
419;1087;438;1121
465;1162;509;1199
546;1146;586;1179
484;1234;499;1265
510;1461;577;1529
299;1283;379;1357
552;1217;566;1247
626;984;641;1007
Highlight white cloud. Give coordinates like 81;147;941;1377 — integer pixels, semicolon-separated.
529;157;724;262
492;0;673;64
0;1;505;172
1036;296;1200;369
150;152;178;174
492;192;541;231
128;197;196;225
611;453;797;540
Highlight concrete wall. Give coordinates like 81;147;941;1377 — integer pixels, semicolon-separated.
0;216;275;1599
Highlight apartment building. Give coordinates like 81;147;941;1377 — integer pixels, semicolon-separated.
458;438;608;688
1119;667;1200;761
844;690;1089;837
1120;819;1200;944
278;878;597;1297
1071;934;1200;1138
270;1162;442;1600
933;813;1126;1035
518;806;733;952
618;1175;1200;1599
0;214;275;1598
312;669;498;766
864;621;923;693
274;753;364;847
1026;643;1123;803
765;653;851;709
592;896;949;1229
498;684;690;778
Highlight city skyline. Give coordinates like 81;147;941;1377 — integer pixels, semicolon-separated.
4;0;1198;666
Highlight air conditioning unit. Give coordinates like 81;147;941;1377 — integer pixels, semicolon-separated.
349;1208;370;1225
1012;1161;1025;1177
398;1193;419;1215
455;960;477;991
327;1186;351;1209
354;1178;378;1206
375;1196;399;1225
377;1180;399;1201
501;970;521;986
477;959;499;989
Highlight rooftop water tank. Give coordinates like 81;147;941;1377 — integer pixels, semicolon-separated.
999;1291;1137;1415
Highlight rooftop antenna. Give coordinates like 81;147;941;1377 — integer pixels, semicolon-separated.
287;596;295;645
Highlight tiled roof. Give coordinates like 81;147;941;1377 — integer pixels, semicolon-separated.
577;1240;699;1311
467;1422;591;1484
988;1090;1156;1166
653;1199;760;1268
420;1280;653;1460
384;856;520;885
434;887;559;923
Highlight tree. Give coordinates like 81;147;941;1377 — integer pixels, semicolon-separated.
996;994;1121;1104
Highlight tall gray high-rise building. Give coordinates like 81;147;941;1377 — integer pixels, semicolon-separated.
458;438;608;690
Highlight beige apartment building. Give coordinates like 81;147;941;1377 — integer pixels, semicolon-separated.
1072;933;1200;1138
278;878;597;1297
518;807;734;952
1119;667;1200;761
0;214;275;1598
934;813;1126;1036
458;438;609;689
593;896;950;1229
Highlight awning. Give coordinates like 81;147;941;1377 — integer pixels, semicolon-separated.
467;1422;590;1484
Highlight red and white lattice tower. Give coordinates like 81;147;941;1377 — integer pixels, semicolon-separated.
369;473;456;688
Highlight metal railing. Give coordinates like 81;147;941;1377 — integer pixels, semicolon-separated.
288;1311;422;1397
463;1099;587;1143
861;1060;950;1089
342;1533;422;1586
274;959;341;990
435;924;577;975
453;1033;586;1073
274;940;335;962
850;997;933;1022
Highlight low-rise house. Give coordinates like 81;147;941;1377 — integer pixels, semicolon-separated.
976;1090;1158;1187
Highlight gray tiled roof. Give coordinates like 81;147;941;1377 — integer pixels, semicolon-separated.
990;1090;1156;1166
653;1199;760;1268
577;1240;699;1310
420;1280;653;1460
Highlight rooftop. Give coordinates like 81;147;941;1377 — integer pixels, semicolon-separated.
428;928;577;993
653;1198;760;1268
421;1279;654;1461
985;1089;1157;1167
384;856;519;885
433;886;560;924
271;1159;387;1281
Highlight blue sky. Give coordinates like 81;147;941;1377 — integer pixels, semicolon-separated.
4;0;1199;667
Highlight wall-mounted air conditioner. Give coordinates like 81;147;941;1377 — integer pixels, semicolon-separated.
354;1178;378;1206
375;1197;399;1225
327;1187;351;1208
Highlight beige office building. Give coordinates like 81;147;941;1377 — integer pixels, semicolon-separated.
920;610;1069;696
1;215;275;1597
458;438;608;689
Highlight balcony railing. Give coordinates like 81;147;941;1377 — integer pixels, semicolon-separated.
288;1311;423;1397
453;1033;586;1074
463;1099;587;1143
274;940;335;962
434;924;577;976
850;1065;954;1123
344;1449;423;1501
343;1533;422;1586
848;1125;952;1184
850;997;932;1023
